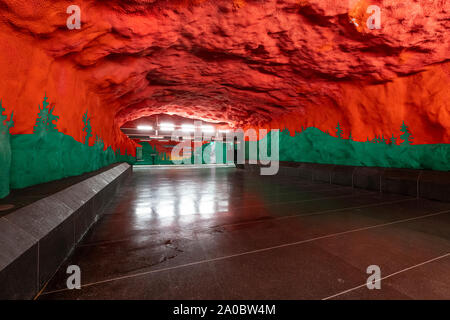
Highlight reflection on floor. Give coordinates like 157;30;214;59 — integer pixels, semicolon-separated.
134;164;236;170
39;167;450;299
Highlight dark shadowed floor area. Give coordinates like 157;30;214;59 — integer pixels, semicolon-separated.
38;166;450;300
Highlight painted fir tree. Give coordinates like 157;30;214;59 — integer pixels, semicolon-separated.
0;100;14;135
336;122;343;139
94;135;104;150
82;111;92;145
34;94;59;134
391;134;397;145
348;131;353;141
400;121;413;145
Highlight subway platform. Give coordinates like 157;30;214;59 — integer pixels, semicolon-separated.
35;165;450;300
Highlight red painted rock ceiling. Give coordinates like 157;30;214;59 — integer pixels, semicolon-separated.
0;0;449;147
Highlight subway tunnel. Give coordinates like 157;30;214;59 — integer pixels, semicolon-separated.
0;0;449;301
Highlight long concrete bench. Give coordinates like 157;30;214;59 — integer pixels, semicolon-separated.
0;163;132;299
240;162;450;203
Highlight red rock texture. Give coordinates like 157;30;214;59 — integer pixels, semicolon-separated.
0;0;449;147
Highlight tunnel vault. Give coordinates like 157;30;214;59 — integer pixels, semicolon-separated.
0;0;449;197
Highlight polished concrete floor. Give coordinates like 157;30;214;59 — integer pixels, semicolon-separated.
39;166;450;300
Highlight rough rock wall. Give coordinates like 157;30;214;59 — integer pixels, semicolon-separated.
1;0;448;141
0;28;135;153
256;63;450;144
0;25;136;197
0;0;449;192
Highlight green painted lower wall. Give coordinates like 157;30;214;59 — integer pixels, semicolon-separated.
0;131;135;198
136;141;233;165
4;123;448;200
137;143;173;165
0;133;12;198
0;95;136;199
247;128;450;171
9;132;135;190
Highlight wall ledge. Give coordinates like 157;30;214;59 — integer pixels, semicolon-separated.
240;162;450;203
0;163;131;300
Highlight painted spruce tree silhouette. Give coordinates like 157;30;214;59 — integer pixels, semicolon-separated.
33;94;59;134
0;100;14;199
336;122;343;138
0;100;14;135
391;134;397;145
82;111;92;145
400;121;413;145
255;122;450;170
297;122;417;148
93;135;105;150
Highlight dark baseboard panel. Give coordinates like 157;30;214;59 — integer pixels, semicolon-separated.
239;162;450;203
0;163;132;300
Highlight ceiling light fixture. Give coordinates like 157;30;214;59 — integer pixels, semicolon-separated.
181;124;195;132
202;125;215;133
137;125;153;131
159;123;175;131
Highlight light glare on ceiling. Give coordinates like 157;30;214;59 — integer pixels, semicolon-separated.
160;123;175;131
137;125;153;131
181;124;195;132
202;125;214;133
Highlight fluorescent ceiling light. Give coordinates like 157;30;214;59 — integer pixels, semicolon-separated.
218;129;230;133
160;123;174;131
181;124;195;132
202;125;215;133
137;125;153;131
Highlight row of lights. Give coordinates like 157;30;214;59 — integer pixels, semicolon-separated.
137;123;229;134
